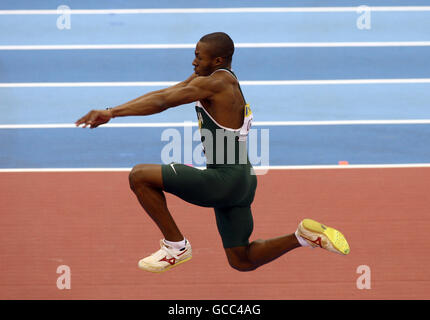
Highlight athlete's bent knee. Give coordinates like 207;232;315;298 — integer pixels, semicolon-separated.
246;239;265;265
227;259;256;272
129;165;146;191
225;248;257;272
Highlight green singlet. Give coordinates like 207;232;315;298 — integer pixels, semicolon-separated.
161;68;257;248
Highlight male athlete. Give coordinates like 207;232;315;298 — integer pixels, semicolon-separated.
76;32;350;273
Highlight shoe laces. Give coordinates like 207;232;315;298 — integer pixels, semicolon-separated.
158;239;181;259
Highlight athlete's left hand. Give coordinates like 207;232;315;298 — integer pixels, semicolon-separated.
75;109;113;129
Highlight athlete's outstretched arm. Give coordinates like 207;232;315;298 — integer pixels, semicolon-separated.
75;75;221;129
119;73;198;106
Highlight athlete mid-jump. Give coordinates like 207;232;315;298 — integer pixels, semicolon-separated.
76;32;350;273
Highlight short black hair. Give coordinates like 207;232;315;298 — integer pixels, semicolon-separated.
199;32;234;64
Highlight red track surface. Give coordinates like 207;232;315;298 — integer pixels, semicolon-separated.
1;168;429;299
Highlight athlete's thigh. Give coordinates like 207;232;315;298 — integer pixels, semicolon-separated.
161;163;226;207
214;205;254;249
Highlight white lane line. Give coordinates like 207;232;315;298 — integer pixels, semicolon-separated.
1;7;430;15
0;123;198;129
254;120;430;126
2;42;430;50
0;168;135;172
1;119;430;129
1;79;430;88
0;44;197;50
255;164;430;170
242;79;430;85
0;81;178;87
1;163;430;173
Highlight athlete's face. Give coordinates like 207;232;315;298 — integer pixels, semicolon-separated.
192;41;217;76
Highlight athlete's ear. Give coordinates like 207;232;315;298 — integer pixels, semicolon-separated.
214;56;224;66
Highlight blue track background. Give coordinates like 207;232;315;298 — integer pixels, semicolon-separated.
1;0;429;168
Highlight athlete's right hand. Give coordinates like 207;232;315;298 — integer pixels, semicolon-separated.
75;109;113;129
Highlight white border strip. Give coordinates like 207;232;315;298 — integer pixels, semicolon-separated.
2;42;430;50
1;119;430;129
1;7;430;15
1;163;430;173
1;78;430;88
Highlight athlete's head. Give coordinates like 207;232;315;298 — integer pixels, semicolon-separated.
193;32;235;76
